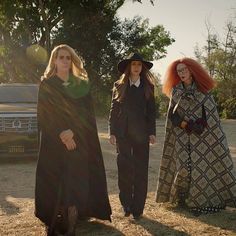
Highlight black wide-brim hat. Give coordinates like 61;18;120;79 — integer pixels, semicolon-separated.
117;52;153;73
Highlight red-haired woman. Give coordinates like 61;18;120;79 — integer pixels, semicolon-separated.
109;53;156;219
156;58;236;215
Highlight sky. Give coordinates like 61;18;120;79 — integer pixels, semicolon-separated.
117;0;236;79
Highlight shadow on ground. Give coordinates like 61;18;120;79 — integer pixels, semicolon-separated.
169;205;236;234
75;220;125;236
132;216;189;236
0;160;36;215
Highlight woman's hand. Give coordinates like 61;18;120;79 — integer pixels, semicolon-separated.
64;138;77;151
59;129;74;144
180;120;188;129
149;135;156;144
109;135;116;145
59;129;77;150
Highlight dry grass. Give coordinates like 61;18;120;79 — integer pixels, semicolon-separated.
0;119;236;236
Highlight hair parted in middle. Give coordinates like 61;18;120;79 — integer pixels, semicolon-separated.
162;57;216;97
114;61;156;102
42;44;88;82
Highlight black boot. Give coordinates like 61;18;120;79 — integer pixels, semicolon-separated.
123;206;131;217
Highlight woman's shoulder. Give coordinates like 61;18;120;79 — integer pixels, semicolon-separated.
170;83;185;100
39;78;50;89
39;76;62;97
113;78;126;89
38;79;52;98
204;91;215;101
40;76;57;86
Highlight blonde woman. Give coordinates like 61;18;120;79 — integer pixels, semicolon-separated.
35;44;111;236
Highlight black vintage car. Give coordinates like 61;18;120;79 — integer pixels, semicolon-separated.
0;83;39;159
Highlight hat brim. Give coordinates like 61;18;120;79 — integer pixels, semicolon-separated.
117;59;153;73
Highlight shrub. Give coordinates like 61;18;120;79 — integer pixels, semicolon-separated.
221;98;236;119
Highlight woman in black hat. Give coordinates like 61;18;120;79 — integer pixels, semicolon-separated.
108;52;156;219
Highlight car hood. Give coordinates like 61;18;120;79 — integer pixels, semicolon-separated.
0;103;37;113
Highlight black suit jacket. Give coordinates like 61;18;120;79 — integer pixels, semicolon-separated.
108;79;156;139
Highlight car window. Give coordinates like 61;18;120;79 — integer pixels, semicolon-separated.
0;85;39;103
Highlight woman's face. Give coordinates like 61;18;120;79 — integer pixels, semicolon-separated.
130;60;142;77
54;49;72;74
176;63;192;85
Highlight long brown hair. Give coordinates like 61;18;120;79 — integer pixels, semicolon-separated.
114;63;156;102
42;44;88;82
162;57;216;97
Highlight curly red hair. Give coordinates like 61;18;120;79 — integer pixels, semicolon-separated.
162;58;216;97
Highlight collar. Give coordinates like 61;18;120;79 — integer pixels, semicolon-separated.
174;81;206;104
129;77;140;87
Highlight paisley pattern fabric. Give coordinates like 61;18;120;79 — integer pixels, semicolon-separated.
156;82;236;210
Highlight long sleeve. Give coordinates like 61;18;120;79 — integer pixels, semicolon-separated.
146;86;156;136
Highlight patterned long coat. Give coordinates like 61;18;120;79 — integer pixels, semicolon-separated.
156;82;236;210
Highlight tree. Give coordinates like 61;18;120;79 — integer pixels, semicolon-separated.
194;19;236;118
0;0;160;82
0;0;174;114
0;0;64;82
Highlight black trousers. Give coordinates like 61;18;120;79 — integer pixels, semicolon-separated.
116;137;149;216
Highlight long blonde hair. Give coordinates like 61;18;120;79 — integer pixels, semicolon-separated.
42;44;88;82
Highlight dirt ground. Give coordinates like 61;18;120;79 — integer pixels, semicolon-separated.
0;119;236;236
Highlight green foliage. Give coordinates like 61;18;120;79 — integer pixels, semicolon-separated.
221;98;236;119
213;78;236;117
0;0;64;82
195;20;236;119
0;0;173;114
153;75;169;118
157;94;169;118
109;16;174;61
